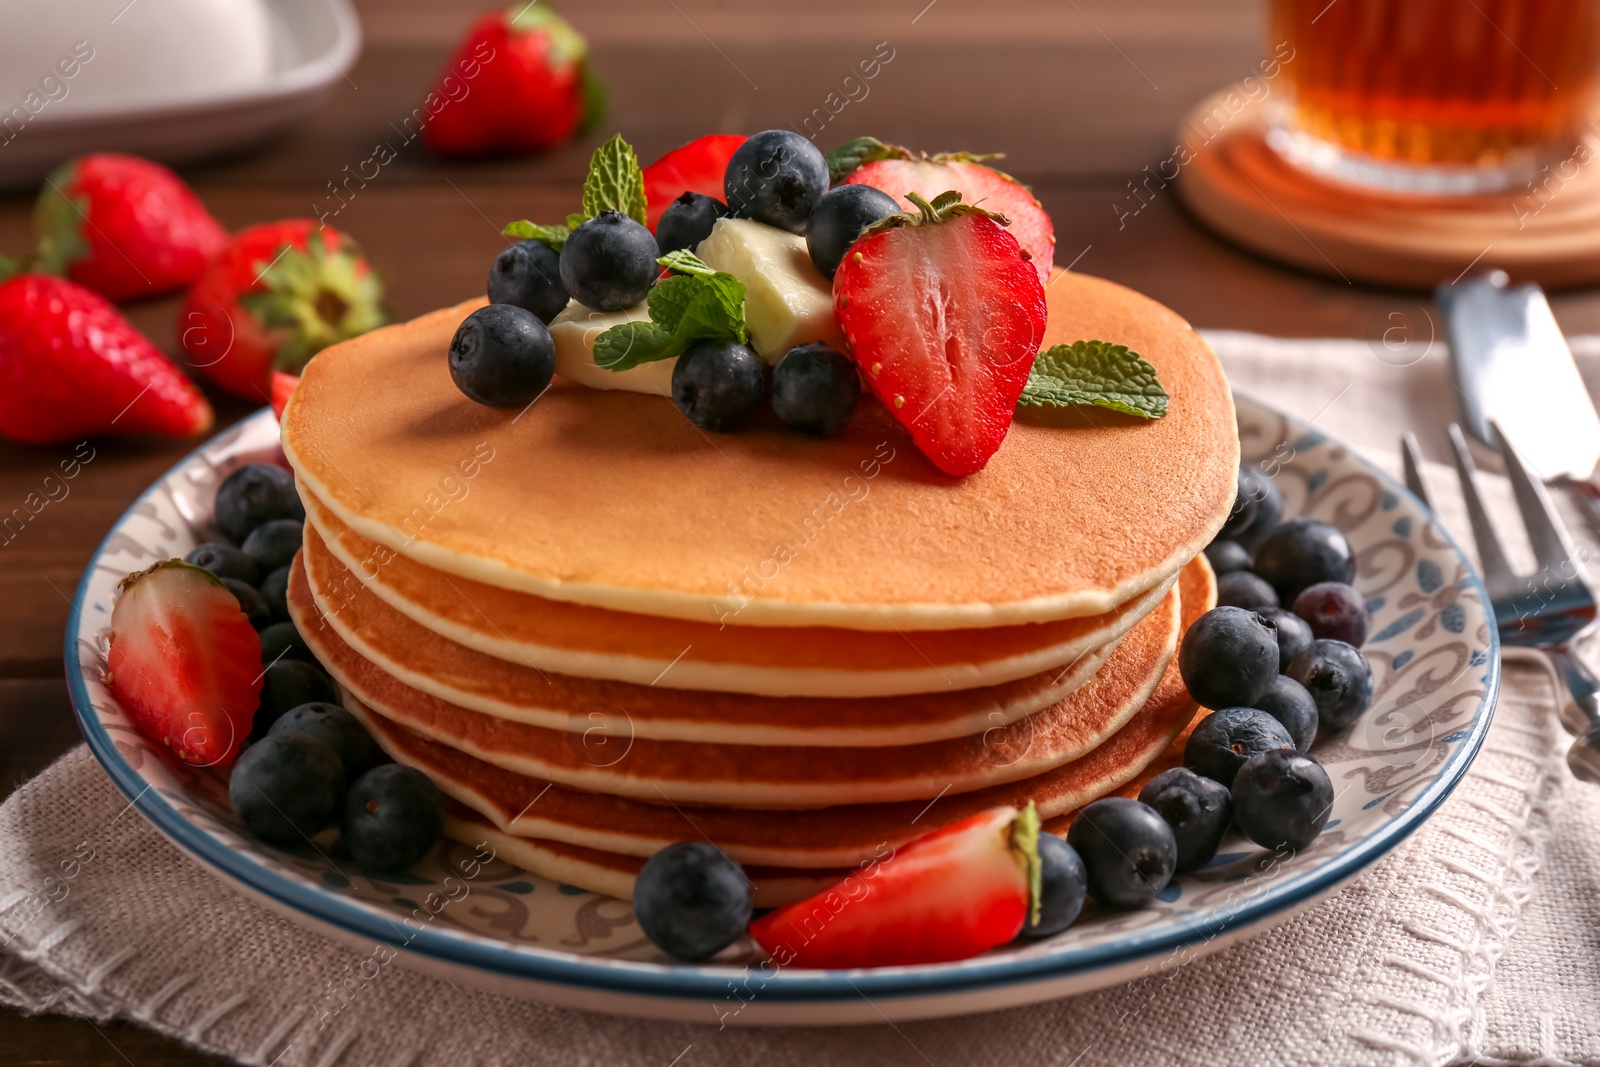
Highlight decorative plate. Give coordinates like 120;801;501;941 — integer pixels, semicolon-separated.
66;395;1499;1025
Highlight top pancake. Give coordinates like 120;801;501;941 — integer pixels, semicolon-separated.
282;270;1238;630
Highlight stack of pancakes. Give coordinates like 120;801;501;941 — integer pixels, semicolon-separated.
280;272;1239;907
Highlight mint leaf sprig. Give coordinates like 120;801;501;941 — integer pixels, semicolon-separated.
593;252;748;372
1019;340;1168;419
501;133;646;250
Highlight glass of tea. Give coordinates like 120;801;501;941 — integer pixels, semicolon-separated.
1267;0;1600;194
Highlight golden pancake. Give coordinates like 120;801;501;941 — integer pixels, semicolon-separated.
282;271;1237;630
289;557;1180;807
304;492;1173;696
298;535;1194;747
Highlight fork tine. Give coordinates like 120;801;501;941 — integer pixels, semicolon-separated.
1448;423;1518;590
1491;420;1582;576
1400;432;1432;509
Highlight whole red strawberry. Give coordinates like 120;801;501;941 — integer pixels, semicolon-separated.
642;134;747;231
179;220;388;401
833;192;1047;477
109;559;262;768
424;4;604;157
0;272;213;444
840;142;1055;284
34;154;228;302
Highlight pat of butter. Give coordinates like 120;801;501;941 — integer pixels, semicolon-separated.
696;218;845;365
548;300;676;395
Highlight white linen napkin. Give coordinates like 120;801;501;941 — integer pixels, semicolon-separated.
1;332;1595;1066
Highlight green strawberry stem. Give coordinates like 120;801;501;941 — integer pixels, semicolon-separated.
862;190;1012;237
117;558;226;595
1011;801;1043;929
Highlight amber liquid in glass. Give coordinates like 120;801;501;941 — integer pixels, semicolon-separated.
1270;0;1600;190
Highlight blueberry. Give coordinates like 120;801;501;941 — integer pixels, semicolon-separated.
260;621;312;665
449;304;556;408
1253;519;1356;603
343;764;444;872
215;464;303;545
1287;639;1374;731
559;210;659;312
656;192;728;256
241;518;303;574
185;542;259;585
1177;606;1280;710
1138;767;1233;872
1204;539;1253;575
222;577;271;630
1017;833;1087;939
252;659;336;740
1215;570;1279;611
671;339;766;432
1218;465;1284;550
1066;798;1177;908
268;702;379;779
487;238;568;323
632;841;753;960
1183;706;1295;788
805;184;901;279
770;343;860;437
1232;748;1334;852
259;565;291;624
230;732;345;845
1255;607;1314;673
1251;674;1319;751
723;130;830;233
1293;581;1370;647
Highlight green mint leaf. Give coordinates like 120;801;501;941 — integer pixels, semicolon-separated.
566;212;589;230
656;249;717;277
581;133;647;225
594;270;748;371
645;274;700;334
823;135;907;185
502;220;572;249
593;321;677;371
1019;340;1169;418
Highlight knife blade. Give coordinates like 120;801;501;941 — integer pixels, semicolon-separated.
1437;270;1600;482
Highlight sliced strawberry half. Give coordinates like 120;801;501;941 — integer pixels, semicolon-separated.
750;803;1041;968
270;371;299;422
842;146;1055;284
833;192;1047;477
108;560;263;768
642;134;747;232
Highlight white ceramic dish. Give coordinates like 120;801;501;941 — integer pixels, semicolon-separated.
0;0;359;188
66;396;1499;1024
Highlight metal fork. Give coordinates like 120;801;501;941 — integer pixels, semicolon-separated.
1401;425;1600;784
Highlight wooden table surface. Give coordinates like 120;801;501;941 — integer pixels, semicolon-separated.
3;1;1597;1061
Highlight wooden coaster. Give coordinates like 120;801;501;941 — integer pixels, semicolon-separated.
1174;86;1600;290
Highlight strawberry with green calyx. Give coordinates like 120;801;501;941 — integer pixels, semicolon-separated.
179;220;388;401
750;803;1043;968
33;153;228;302
0;269;213;444
642;134;747;232
832;136;1056;284
424;3;604;158
108;559;263;768
502;133;645;251
833;190;1047;477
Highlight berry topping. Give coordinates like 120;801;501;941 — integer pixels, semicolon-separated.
229;731;345;845
449;304;556;408
1016;832;1087;940
253;659;336;741
832;192;1046;476
643;134;747;232
1287;639;1375;731
1215;570;1280;611
343;765;445;872
633;841;753;961
1293;581;1370;646
559;210;659;312
1139;768;1233;872
1177;605;1281;711
240;518;304;575
1219;465;1285;550
1255;607;1314;673
655;192;728;257
184;542;259;586
1067;798;1177;908
268;702;380;780
488;239;568;323
259;621;312;666
723;130;830;234
1251;674;1320;752
1204;539;1253;575
1183;706;1296;788
1253;519;1356;603
770;343;860;437
214;464;303;545
221;577;272;631
671;338;766;432
1232;749;1334;852
804;184;900;279
108;560;263;767
258;565;292;624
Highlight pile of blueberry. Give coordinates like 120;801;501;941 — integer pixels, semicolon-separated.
458;130;893;439
185;463;445;871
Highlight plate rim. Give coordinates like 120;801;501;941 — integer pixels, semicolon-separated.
65;395;1501;1005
